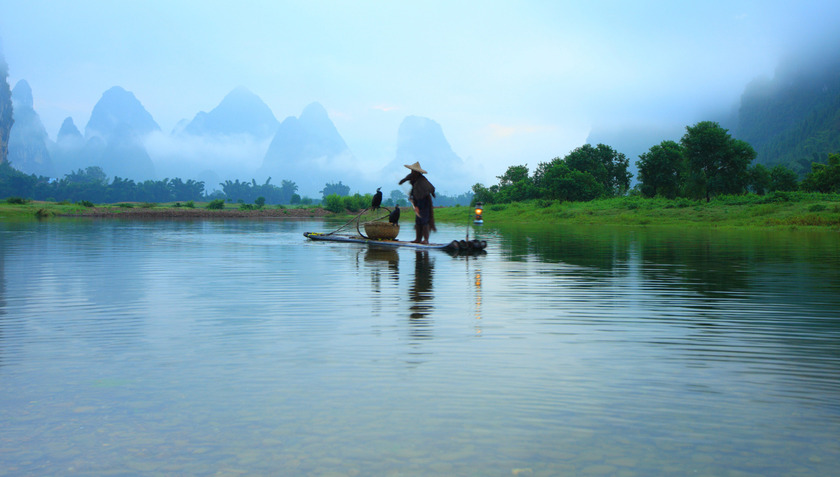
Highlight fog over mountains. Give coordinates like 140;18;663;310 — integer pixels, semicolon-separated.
9;80;52;177
8;84;473;196
10;42;837;196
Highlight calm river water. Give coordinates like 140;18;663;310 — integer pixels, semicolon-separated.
1;218;838;476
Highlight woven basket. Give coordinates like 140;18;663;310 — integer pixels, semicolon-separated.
364;221;400;240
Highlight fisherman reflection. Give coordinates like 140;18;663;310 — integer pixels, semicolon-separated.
408;250;435;340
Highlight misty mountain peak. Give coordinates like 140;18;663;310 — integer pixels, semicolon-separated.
9;79;53;176
182;86;278;138
11;79;33;108
57;117;83;142
299;102;329;126
298;102;347;151
383;115;468;193
85;86;160;140
259;103;354;196
396;116;453;158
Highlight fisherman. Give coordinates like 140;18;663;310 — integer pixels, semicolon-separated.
398;162;436;244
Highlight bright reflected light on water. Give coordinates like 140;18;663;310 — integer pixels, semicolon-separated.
1;219;839;475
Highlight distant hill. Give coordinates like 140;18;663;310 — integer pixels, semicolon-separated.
181;86;279;139
734;51;840;174
383;116;470;194
585;124;687;183
86;86;160;140
259;102;357;197
0;51;11;164
83;86;158;180
48;117;85;177
8;80;53;176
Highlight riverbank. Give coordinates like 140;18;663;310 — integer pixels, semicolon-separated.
3;192;840;228
434;193;840;229
0;201;332;220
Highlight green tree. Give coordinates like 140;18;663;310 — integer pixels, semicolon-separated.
0;160;36;197
65;166;108;185
746;163;771;195
769;164;799;192
564;144;631;197
636;140;685;198
497;165;530;186
681;121;755;201
801;153;840;193
278;180;298;204
169;178;205;201
107;176;138;203
495;164;536;202
320;181;350;198
535;158;604;201
471;183;495;205
220;179;253;203
388;189;408;206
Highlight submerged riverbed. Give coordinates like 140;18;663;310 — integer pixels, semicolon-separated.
1;218;838;475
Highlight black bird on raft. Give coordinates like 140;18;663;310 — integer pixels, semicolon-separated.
389;205;400;224
371;187;382;210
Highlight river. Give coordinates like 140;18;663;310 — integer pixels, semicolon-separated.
1;218;838;475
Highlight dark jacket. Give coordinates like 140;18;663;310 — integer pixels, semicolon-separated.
399;171;436;231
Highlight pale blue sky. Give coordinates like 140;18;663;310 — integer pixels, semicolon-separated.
2;0;838;182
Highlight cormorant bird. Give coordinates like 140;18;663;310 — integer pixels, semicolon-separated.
371;187;382;210
389;205;401;224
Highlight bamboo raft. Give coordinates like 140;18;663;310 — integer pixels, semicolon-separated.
303;232;487;253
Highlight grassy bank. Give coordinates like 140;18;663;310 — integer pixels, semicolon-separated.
4;193;840;229
434;192;840;229
0;200;331;220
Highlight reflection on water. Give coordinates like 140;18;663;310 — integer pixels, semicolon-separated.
409;250;434;326
1;218;839;475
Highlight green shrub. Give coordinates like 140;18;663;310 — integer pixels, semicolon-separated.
77;200;95;208
341;193;370;212
173;202;182;208
323;194;345;213
490;204;507;211
239;203;255;210
140;202;156;208
35;208;51;218
117;203;134;208
6;197;28;204
206;199;225;210
760;191;790;203
184;201;195;208
808;204;827;212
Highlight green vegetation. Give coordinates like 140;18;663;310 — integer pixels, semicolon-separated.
472;143;630;204
471;120;839;214
735;52;840;173
322;192;375;213
435;193;840;228
206;199;225;210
